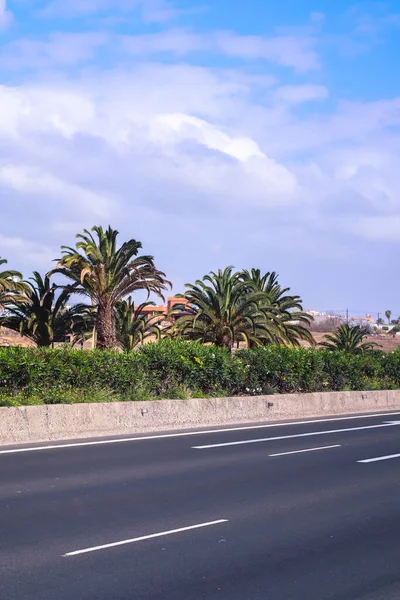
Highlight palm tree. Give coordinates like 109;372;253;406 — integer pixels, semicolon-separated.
0;272;93;347
115;298;162;351
0;257;29;309
240;268;314;346
320;324;379;354
385;310;392;324
171;267;283;350
54;226;170;349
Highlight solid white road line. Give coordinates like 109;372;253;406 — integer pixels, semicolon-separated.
358;453;400;464
269;444;341;457
192;421;400;449
63;519;229;557
1;411;400;455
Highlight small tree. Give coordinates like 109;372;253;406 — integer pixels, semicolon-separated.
115;298;162;351
320;324;380;354
0;272;93;347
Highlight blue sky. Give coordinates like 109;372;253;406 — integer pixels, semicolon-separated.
1;0;400;317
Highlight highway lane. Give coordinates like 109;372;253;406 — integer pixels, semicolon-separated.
1;411;400;600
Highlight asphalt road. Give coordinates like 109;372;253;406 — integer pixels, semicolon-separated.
1;410;400;600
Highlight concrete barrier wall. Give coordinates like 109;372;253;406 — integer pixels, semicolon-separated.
1;390;400;446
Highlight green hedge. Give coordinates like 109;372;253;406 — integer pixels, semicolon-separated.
1;340;400;406
237;346;400;394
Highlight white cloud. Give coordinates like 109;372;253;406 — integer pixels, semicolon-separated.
348;215;400;242
0;27;319;74
0;0;12;29
0;32;108;69
242;96;400;157
0;11;399;299
122;29;319;71
0;66;304;278
1;67;400;253
275;84;329;104
249;225;349;260
1;1;399;310
152;113;265;162
42;0;139;18
0;165;113;217
141;0;180;22
0;234;54;270
121;29;205;56
40;0;178;22
0;83;97;140
214;32;319;71
150;113;299;198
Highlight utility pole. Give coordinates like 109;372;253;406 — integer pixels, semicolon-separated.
346;308;349;324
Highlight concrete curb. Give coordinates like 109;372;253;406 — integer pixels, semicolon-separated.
1;390;400;446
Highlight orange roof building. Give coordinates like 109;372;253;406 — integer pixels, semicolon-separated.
137;297;190;325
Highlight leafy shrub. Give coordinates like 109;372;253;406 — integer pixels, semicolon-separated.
1;341;400;406
137;339;239;395
237;346;326;394
0;341;239;405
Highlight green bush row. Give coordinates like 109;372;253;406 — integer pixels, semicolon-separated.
1;340;400;406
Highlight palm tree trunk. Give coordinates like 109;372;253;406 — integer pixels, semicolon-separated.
91;296;97;349
96;301;117;349
222;334;232;352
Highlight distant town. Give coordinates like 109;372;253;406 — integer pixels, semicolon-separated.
305;310;400;332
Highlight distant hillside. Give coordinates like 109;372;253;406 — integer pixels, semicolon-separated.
0;328;34;348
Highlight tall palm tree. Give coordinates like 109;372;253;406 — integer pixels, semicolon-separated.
240;268;314;346
385;309;392;324
115;298;162;351
171;267;283;350
320;324;379;354
0;272;93;347
54;226;170;349
0;257;29;309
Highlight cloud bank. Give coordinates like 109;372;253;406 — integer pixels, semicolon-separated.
1;0;400;310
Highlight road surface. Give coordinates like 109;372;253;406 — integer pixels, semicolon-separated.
1;411;400;600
